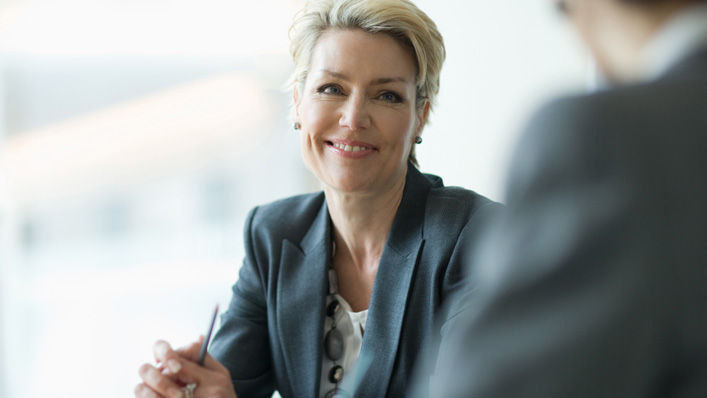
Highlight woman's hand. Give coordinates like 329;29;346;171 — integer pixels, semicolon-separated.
135;338;237;398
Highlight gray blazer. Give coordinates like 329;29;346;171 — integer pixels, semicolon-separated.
421;48;707;397
210;165;498;397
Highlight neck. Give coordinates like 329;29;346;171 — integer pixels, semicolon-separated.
325;172;407;272
593;0;696;82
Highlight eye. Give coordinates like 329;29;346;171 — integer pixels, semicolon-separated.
378;91;403;103
317;84;344;96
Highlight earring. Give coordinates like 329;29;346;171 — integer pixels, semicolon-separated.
414;136;422;144
293;122;301;130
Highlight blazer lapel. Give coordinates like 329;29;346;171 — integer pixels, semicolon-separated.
276;200;331;398
355;166;431;396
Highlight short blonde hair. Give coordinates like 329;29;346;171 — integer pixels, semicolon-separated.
288;0;446;166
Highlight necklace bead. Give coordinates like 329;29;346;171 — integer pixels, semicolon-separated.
325;328;344;360
327;300;341;317
328;365;344;383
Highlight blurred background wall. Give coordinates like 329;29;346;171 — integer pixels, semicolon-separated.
0;1;587;397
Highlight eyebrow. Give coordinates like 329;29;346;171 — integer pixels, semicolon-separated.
320;69;410;85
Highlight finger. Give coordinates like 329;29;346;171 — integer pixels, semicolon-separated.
178;357;236;398
138;363;186;398
134;382;163;398
153;340;187;376
175;337;225;373
175;336;205;362
153;340;176;364
173;353;231;387
170;357;205;385
202;352;229;374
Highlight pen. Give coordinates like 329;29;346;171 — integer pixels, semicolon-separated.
180;305;220;397
197;304;219;366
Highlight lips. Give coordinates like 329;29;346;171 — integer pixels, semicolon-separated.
331;142;368;152
325;139;377;158
326;139;376;150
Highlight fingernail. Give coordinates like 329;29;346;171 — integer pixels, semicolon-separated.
171;388;184;398
167;359;181;373
156;342;168;358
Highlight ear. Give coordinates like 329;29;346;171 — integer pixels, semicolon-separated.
416;100;431;134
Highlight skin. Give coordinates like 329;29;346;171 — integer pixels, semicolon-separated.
135;338;236;398
558;0;698;82
294;28;429;311
136;27;429;396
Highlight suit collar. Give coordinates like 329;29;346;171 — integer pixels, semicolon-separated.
300;195;331;254
386;165;433;253
355;165;433;395
297;164;434;255
277;199;330;398
277;165;434;396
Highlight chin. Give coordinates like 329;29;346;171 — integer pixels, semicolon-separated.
324;172;375;194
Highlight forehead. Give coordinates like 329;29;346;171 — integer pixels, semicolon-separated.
308;28;417;84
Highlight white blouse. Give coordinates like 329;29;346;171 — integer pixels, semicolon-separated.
318;292;368;397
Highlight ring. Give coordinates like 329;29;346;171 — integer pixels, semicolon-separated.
182;383;197;398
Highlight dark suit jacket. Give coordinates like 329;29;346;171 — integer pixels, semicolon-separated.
210;165;498;397
419;48;707;397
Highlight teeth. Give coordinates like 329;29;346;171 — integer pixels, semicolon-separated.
333;143;367;152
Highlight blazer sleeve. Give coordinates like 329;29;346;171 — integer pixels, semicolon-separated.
209;206;276;398
424;97;677;397
410;200;503;394
437;200;503;334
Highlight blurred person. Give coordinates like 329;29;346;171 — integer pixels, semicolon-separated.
414;0;707;396
135;1;499;397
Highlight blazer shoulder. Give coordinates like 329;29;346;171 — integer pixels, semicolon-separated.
520;79;707;173
425;183;501;237
248;192;326;243
516;91;635;173
528;73;707;139
421;170;497;209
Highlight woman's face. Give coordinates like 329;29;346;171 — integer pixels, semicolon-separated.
295;28;427;195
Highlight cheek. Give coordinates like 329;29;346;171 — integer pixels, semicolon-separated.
299;121;318;160
382;111;418;144
298;100;330;164
298;102;323;149
299;128;318;174
300;98;336;131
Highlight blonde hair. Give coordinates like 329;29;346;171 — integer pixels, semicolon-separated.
288;0;446;166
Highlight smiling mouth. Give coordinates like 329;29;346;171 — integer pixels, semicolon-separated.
331;142;367;152
326;140;377;153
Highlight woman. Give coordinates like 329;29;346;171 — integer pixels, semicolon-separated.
136;0;498;397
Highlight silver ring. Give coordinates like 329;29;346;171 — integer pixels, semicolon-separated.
182;383;197;398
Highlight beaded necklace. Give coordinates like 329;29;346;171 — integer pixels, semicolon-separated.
323;240;346;398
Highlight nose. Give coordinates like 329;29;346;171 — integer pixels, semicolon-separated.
339;93;371;131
